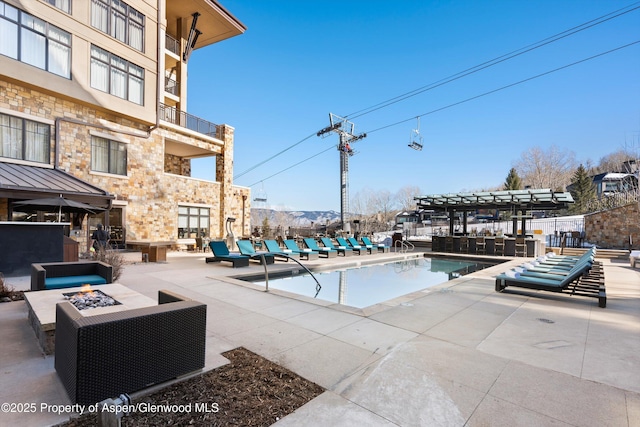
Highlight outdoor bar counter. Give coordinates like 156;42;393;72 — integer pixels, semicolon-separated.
432;235;543;257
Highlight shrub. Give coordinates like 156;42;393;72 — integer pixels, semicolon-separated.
0;273;24;301
94;249;125;282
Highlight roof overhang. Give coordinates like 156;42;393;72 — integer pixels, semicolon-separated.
164;139;218;159
415;189;574;211
0;162;113;209
166;0;246;49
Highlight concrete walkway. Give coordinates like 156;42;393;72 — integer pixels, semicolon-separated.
1;250;639;426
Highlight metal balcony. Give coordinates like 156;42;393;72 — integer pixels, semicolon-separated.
164;77;179;96
165;34;180;56
159;103;222;139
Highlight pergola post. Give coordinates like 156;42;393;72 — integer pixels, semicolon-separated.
449;209;455;235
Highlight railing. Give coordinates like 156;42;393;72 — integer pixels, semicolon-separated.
159;103;222;139
394;239;414;253
164;77;179;96
261;253;321;297
165;34;180;56
419;217;585;240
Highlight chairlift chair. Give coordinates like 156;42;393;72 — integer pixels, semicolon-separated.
408;117;423;151
253;182;268;203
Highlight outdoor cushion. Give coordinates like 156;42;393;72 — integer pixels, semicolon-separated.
45;274;107;289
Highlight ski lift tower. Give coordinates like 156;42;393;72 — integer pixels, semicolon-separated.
317;113;366;232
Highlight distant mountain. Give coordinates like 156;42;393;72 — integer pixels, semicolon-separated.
251;208;341;226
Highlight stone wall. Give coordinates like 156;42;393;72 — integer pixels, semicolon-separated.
585;202;639;250
164;153;191;175
0;80;250;248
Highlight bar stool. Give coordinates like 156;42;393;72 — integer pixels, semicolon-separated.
494;237;505;256
445;236;454;252
459;236;469;253
475;236;486;255
515;237;527;257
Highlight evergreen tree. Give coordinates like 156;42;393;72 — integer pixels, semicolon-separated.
569;164;597;214
261;216;271;239
503;168;522;190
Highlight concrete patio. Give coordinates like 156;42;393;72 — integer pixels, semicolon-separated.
1;249;639;426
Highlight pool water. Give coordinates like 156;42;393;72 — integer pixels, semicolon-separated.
251;256;500;308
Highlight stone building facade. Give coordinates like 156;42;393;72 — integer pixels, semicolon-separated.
0;0;249;253
585;202;639;250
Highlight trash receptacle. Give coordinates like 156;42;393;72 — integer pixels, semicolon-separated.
392;232;403;249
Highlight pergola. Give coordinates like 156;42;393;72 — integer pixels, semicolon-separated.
414;189;574;236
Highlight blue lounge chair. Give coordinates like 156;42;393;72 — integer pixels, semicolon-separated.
361;236;390;253
236;240;276;265
344;237;372;254
263;239;315;262
336;237;364;255
517;249;595;274
205;240;250;268
282;239;320;260
514;258;593;281
320;237;353;256
495;256;606;307
303;238;338;258
262;240;291;262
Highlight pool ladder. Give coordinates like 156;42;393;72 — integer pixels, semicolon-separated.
394;239;414;253
259;253;322;296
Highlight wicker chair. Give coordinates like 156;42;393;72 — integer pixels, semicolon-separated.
31;261;113;291
55;290;206;405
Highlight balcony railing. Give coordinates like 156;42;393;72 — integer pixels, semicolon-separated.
159;103;222;139
165;33;180;56
164;77;179;96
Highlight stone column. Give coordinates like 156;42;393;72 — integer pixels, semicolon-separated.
216;124;235;238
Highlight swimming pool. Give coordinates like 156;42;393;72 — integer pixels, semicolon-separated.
249;256;501;308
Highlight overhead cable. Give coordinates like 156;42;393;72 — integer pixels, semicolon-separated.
345;2;640;120
248;145;335;187
234;132;316;179
364;40;640;134
251;40;640;185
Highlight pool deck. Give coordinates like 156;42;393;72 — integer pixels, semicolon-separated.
1;249;639;426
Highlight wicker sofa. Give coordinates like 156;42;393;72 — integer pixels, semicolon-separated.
55;290;206;405
31;261;113;291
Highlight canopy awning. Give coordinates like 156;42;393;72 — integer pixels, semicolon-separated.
415;189;574;211
0;162;113;209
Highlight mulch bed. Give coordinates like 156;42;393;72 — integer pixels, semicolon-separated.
58;347;324;426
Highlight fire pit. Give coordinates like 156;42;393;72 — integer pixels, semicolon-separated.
24;284;157;355
62;286;121;310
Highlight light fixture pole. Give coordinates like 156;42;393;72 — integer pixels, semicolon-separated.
317;113;366;233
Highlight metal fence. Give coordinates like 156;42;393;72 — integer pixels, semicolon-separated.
412;215;585;247
159;103;222;139
165;34;180;56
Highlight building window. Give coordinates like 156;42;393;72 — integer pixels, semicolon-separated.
91;136;127;175
0;112;50;163
178;206;210;238
91;0;144;52
44;0;70;14
0;1;71;78
90;45;144;104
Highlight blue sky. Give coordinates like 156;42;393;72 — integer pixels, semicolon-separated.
187;0;640;211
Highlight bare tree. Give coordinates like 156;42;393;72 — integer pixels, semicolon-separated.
595;149;638;174
350;189;367;218
370;189;396;230
513;145;576;190
395;185;422;211
349;187;398;233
